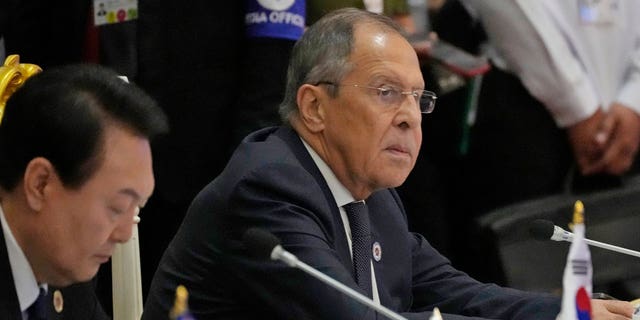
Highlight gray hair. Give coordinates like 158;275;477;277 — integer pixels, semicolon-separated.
278;8;406;124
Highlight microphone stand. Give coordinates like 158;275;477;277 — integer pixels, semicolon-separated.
551;225;640;258
272;246;409;320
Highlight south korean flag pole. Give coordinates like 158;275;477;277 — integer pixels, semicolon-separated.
557;200;593;320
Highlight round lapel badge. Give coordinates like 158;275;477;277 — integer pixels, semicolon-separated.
53;289;64;313
372;241;382;262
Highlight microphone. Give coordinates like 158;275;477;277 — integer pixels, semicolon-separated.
529;219;640;258
242;228;409;320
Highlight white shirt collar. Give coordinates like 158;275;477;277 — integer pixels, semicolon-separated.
300;138;355;207
0;204;45;313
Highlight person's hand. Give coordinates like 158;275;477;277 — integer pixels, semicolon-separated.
591;299;634;319
599;103;640;175
567;109;610;175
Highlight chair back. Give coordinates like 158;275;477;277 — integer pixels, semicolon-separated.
479;177;640;298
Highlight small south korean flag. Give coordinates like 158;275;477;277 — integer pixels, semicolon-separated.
557;200;592;320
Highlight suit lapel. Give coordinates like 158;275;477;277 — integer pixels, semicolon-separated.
273;127;354;270
0;219;25;320
367;189;414;311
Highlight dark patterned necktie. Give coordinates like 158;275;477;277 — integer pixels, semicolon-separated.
27;287;47;320
343;200;373;298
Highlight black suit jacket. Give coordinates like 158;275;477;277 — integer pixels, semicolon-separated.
142;126;561;320
0;218;108;319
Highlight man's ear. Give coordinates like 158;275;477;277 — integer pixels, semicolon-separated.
296;84;326;133
23;157;55;211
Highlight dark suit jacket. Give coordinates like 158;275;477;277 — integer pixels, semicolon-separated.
0;218;109;319
142;126;561;320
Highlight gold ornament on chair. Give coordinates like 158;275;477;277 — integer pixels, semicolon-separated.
0;55;42;125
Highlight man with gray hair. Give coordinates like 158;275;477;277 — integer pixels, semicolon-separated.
143;8;633;320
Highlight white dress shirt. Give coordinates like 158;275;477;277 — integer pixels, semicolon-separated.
462;0;640;127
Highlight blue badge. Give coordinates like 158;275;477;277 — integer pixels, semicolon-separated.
578;0;617;25
245;0;306;40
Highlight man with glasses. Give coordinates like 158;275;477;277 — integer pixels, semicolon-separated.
143;8;633;320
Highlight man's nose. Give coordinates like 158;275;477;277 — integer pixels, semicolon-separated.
395;94;422;128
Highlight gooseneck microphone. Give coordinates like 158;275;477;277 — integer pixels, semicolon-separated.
529;219;640;258
242;228;409;320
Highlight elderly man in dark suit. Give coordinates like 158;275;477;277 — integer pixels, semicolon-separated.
142;8;634;320
0;62;167;319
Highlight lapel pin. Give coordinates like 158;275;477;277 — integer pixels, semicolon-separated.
372;241;382;262
53;289;64;313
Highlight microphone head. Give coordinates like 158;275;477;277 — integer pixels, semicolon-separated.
242;227;281;260
529;219;556;241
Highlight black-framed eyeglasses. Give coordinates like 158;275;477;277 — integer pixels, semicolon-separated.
316;81;437;114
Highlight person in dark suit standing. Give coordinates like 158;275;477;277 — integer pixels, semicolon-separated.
142;8;634;320
0;61;167;319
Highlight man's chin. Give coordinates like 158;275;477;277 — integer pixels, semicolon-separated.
387;171;412;188
53;266;101;287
